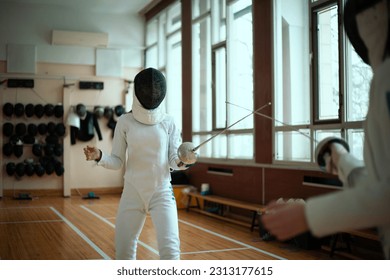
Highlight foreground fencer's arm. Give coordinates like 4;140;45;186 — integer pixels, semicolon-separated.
262;137;378;241
328;143;365;187
306;77;390;238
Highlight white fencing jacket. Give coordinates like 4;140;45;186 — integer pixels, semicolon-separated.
306;58;390;259
97;96;186;206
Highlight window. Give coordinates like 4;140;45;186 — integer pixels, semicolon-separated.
273;0;311;162
273;0;372;164
313;3;340;123
144;1;182;130
192;0;253;160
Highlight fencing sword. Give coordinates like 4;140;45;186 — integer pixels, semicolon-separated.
225;101;316;143
225;101;350;171
178;100;349;171
193;101;272;151
177;102;272;164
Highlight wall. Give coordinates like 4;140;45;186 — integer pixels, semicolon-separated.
188;162;339;205
0;2;144;67
0;2;145;197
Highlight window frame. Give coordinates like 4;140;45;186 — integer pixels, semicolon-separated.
144;1;183;131
311;0;343;125
212;41;227;131
273;0;369;165
191;0;254;161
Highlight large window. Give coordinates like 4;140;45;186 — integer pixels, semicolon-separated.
144;1;182;130
192;0;253;160
273;0;372;164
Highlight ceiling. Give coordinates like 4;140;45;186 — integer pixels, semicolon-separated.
0;0;156;15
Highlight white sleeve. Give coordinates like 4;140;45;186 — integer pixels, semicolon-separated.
337;153;365;185
306;177;390;237
168;119;188;171
97;117;126;170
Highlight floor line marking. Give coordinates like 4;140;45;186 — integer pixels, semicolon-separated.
0;219;63;225
181;247;250;255
80;205;159;256
50;206;111;260
0;206;55;210
178;218;286;260
81;205;285;259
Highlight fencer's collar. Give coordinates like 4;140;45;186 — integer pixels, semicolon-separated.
132;93;166;125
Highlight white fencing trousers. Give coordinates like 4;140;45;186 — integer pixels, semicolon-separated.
115;183;180;260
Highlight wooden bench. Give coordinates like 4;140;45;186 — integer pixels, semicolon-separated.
185;191;266;231
329;228;379;257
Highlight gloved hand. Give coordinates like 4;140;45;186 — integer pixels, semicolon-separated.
83;145;102;161
315;137;349;173
177;142;198;167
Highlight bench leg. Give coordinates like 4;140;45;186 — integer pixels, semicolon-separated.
250;211;257;232
330;233;352;257
195;197;200;209
330;234;339;257
186;195;192;212
186;195;201;212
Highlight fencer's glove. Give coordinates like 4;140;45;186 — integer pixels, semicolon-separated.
315;137;349;173
83;145;102;162
177;142;198;168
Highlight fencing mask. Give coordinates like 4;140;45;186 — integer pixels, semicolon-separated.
134;68;166;110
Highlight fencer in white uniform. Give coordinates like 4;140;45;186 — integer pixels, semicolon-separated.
84;68;195;260
261;0;390;259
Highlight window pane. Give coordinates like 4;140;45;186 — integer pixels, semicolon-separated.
227;0;253;130
346;43;372;121
274;0;310;126
212;134;227;158
145;45;158;68
275;130;311;162
193;133;228;159
229;134;253;159
317;5;339;121
158;13;166;68
166;32;182;131
146;19;158;46
192;0;254;161
347;129;364;160
211;0;226;44
214;46;227;129
167;2;181;33
315;129;341;143
193;134;212;157
192;0;210;19
192;17;212;133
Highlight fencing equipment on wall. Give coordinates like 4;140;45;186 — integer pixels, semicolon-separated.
67;105;103;145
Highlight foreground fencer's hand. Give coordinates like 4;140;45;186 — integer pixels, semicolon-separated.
323;153;337;175
83;145;101;161
315;137;349;174
323;143;349;175
261;200;308;241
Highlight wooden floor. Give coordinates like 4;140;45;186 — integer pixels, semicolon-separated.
0;194;352;260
